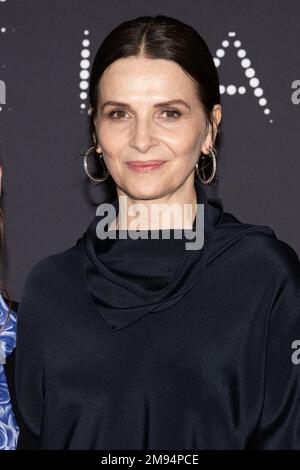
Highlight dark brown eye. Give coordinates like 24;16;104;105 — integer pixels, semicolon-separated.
108;109;128;119
162;109;182;119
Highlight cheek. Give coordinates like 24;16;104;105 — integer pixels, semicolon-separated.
97;119;118;141
97;125;125;161
164;130;202;161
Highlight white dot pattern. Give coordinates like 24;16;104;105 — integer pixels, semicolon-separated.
213;31;272;122
79;30;91;112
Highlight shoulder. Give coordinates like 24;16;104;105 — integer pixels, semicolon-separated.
214;213;300;280
22;241;83;292
238;229;300;279
0;294;18;324
0;294;17;358
18;240;84;314
0;295;18;314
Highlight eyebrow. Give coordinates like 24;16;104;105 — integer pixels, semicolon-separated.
100;99;191;112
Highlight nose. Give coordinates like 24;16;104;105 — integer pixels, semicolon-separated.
130;117;159;153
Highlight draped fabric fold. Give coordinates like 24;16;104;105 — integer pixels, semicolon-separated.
82;179;224;330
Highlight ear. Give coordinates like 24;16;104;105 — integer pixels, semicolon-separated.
93;134;101;153
201;105;222;154
92;115;101;153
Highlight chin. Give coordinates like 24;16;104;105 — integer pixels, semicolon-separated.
123;180;167;201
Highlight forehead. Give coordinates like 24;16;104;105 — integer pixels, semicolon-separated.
98;57;197;100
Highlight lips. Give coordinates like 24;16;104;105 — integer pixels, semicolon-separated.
126;160;166;173
127;160;166;165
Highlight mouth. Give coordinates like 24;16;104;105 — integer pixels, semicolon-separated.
126;160;167;173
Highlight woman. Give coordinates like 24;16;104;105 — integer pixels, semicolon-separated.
0;163;19;450
15;15;300;449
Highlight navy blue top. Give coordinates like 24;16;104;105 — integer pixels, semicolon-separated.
15;179;300;449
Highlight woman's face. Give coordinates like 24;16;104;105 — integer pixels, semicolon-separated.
93;56;221;200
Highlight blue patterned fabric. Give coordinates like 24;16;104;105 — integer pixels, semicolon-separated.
0;294;19;450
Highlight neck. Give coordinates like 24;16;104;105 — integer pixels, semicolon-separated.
110;176;198;231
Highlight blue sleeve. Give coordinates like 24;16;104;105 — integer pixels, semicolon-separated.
0;295;19;450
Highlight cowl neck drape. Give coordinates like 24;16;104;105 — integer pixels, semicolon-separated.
82;179;224;331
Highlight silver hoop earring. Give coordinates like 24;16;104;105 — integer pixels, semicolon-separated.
195;147;217;185
83;145;109;184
